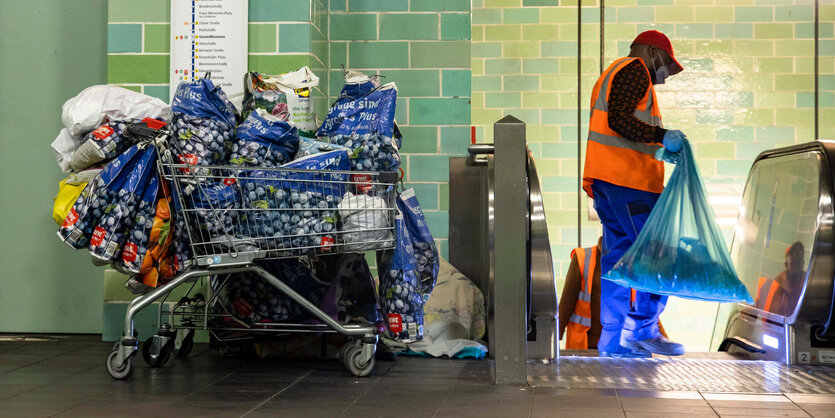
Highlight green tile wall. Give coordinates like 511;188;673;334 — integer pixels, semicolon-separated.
472;0;828;352
329;2;472;253
107;0;329;112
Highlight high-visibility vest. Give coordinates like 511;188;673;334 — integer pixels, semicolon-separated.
756;277;780;311
583;57;665;197
566;246;598;349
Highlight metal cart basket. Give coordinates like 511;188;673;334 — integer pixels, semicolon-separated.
106;123;397;379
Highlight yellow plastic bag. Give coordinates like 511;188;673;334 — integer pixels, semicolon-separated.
52;169;102;225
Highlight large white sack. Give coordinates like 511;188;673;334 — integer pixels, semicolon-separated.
62;85;169;138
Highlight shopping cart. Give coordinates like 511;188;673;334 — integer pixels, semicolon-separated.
106;120;397;379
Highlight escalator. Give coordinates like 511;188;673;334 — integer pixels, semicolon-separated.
719;140;835;365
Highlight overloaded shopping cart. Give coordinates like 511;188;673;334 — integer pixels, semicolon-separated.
105;120;398;380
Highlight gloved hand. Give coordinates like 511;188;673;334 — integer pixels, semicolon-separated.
655;148;679;164
662;130;687;153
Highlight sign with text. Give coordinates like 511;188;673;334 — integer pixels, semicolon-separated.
170;0;247;101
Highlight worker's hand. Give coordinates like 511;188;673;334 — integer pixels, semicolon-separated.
662;130;687;153
654;148;679;164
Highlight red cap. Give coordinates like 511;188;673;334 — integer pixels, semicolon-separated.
632;30;684;75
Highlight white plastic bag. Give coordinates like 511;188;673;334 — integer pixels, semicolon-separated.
62;85;169;138
242;67;320;136
51;129;80;172
338;192;392;251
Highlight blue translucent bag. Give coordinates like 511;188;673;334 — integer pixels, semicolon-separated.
231;109;300;167
396;188;439;299
604;141;754;304
170;78;237;170
377;210;424;342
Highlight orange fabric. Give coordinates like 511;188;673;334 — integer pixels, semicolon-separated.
566;246;598;349
583;57;665;197
757;277;780;312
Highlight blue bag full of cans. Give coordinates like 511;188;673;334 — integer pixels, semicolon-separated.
117;174;159;275
377;209;424;342
170;78;237;172
396;188;439;298
88;145;157;265
58;145;143;249
316;81;400;172
230;109;300;168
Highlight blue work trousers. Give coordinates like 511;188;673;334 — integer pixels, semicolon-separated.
591;180;668;352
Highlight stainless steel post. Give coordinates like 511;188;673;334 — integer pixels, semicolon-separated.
491;115;529;385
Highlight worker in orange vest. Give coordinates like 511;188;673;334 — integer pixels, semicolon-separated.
582;30;687;358
756;242;805;316
559;238;667;350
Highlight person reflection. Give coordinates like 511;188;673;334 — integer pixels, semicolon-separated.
755;242;805;316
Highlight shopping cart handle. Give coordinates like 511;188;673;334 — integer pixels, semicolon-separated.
126;121;164;139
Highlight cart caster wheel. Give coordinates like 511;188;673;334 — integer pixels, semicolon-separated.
176;332;194;359
343;345;375;377
106;350;134;380
141;337;173;367
339;341;355;361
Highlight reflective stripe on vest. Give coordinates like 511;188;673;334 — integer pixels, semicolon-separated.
756;277;780;312
582;57;665;197
566;246;598;349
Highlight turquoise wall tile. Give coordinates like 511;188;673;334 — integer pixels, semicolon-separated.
399;126;439;154
485;93;521;108
329;70;345;97
409;155;450;181
108;55;168;84
821;40;835;57
411;41;470;68
143;85;169;102
473;43;502;58
618;7;655;23
504;8;540;24
406;183;439;210
424;211;449;239
796;22;833;39
717;126;755;142
348;0;408;12
250;23;278;53
473;75;502;91
680;58;714;72
735;6;774;22
249;0;311;22
441;13;471;41
331;14;377;40
504;75;539;91
696;110;734;125
541;41;578;57
380;14;439;40
716;160;753;177
107;24;141;53
349;42;409;68
541;143;577;158
637;23;674;35
541;177;577;193
523;59;559;75
330;0;346;11
523;0;558;6
108;0;168;22
541;109;576;125
504;108;540;125
331;42;347;68
410;98;470;125
676;24;714;39
717;92;754;107
821;76;835;91
798;92;835;108
381;69;440;97
472;9;501;25
736;143;774;160
714;24;753;39
774;6;814;22
411;0;470;11
440;126;471;156
442;70;471;97
637;0;673;5
279;24;311;53
395;97;408;124
756;126;796;143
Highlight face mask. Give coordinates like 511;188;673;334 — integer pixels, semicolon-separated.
651;49;670;85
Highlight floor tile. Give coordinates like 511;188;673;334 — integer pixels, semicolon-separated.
617;389;704;399
712;407;811;417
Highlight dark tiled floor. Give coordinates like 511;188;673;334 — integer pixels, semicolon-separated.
0;335;834;417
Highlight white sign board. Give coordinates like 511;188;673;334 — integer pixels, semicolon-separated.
170;0;247;101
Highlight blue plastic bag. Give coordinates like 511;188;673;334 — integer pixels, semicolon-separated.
231;109;300;167
377;210;424;342
170;78;237;171
118;174;159;274
316;83;400;172
295;136;350;159
396;188;439;299
604;141;754;304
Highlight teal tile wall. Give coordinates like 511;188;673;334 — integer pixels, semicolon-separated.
328;1;472;252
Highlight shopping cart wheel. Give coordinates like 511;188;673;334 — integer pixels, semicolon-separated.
343;345;375;377
106;349;134;380
176;330;195;358
141;336;173;367
339;341;356;361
